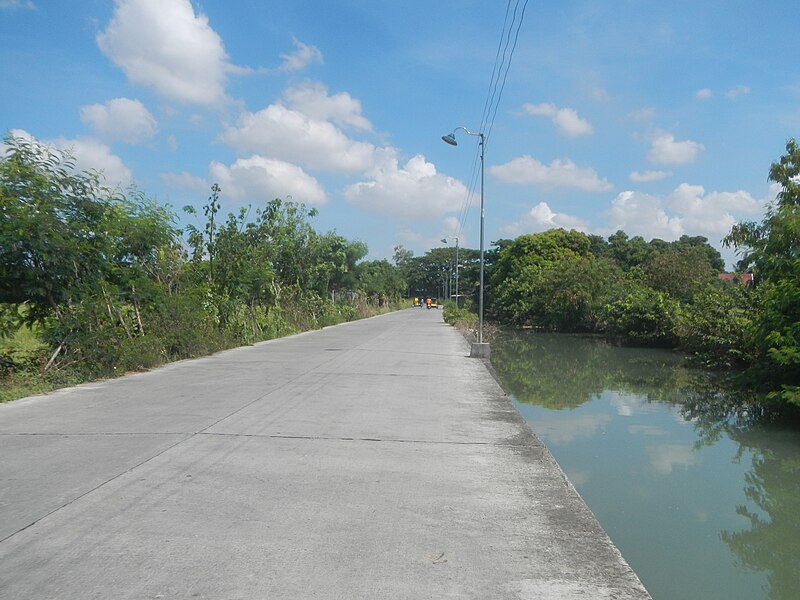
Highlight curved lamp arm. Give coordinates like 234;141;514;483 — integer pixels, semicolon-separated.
441;126;483;146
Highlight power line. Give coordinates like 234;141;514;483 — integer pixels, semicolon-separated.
453;0;530;246
485;0;530;146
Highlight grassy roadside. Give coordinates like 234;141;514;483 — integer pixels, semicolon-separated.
0;300;410;404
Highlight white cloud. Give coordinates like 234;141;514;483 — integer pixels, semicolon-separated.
695;88;713;100
4;130;132;188
665;183;762;238
522;102;594;137
344;154;467;220
219;103;378;174
277;37;323;72
97;0;236;106
606;190;683;240
500;202;589;237
51;136;133;188
489;155;613;192
629;170;672;183
647;132;704;165
2;128;35;153
604;184;765;252
283;81;372;131
161;171;208;191
726;85;750;99
209;156;327;205
440;216;465;243
80;98;158;144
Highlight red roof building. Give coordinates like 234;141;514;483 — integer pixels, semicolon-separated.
718;273;754;285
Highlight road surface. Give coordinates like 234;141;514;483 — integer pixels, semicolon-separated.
0;308;650;599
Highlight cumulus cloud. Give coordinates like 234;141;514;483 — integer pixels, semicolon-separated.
97;0;238;106
52;136;133;188
219;102;377;173
277;37;323;72
647;132;704;165
489;155;613;192
695;88;713;100
500;202;589;238
606;190;684;240
665;183;762;237
2;128;35;153
522;102;594;137
344;154;467;220
4;129;132;188
80;98;158;144
604;184;764;249
209;156;327;205
440;216;463;241
283;81;372;131
629;170;672;183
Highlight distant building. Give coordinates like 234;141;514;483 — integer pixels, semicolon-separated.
718;273;754;285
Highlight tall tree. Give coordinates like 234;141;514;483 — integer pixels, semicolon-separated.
725;138;800;404
0;134;177;327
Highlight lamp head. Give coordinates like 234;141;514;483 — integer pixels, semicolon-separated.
441;133;458;146
441;238;447;244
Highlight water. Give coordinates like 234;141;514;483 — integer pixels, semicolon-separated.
491;331;800;600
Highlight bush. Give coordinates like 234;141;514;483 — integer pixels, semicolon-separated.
602;287;680;346
676;285;756;368
443;301;478;330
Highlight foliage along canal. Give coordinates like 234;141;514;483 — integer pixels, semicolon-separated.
491;330;800;600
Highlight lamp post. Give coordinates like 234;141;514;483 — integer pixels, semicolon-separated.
440;236;459;308
441;127;489;358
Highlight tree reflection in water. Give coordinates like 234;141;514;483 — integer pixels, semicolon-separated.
491;330;693;410
491;330;800;599
680;386;800;599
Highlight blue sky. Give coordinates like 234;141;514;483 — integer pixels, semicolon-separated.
2;0;799;267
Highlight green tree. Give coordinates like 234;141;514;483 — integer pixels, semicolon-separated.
675;284;756;368
602;285;681;346
674;234;725;271
607;230;653;269
725;139;800;404
0;134;177;328
644;245;716;303
489;229;594;325
355;259;406;304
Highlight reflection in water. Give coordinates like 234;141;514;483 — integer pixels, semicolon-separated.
720;433;800;600
491;330;692;410
492;330;800;600
646;443;700;474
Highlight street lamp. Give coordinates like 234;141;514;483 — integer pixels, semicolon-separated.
441;236;459;308
441;127;489;358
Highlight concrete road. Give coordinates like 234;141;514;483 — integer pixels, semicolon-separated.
0;308;651;599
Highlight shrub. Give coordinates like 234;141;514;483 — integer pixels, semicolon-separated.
676;285;756;368
602;287;680;346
